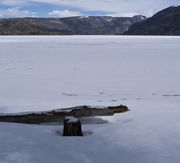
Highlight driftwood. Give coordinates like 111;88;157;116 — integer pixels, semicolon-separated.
63;117;83;136
0;105;128;124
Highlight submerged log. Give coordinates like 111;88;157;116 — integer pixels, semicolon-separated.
63;117;83;136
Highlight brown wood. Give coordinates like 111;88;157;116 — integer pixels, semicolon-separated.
0;105;129;124
63;117;83;136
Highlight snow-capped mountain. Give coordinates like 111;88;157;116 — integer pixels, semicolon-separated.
0;15;146;35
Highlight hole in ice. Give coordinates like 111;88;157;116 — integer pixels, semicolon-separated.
162;94;180;97
152;93;157;96
110;100;118;102
62;93;78;97
99;92;105;94
55;128;93;137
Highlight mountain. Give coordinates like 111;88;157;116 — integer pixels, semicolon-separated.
0;16;146;35
125;6;180;35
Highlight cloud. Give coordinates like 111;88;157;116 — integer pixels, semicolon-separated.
53;0;178;17
1;0;26;6
108;12;139;17
0;0;180;17
48;9;82;17
0;7;37;18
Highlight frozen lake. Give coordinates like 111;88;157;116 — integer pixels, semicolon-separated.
0;36;180;113
0;36;180;163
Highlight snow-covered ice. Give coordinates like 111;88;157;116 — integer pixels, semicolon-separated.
0;36;180;163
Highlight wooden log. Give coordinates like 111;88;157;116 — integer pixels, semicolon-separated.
63;117;83;136
0;105;129;124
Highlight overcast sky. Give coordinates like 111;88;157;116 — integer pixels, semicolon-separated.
0;0;179;18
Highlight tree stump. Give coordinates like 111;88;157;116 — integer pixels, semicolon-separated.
63;117;83;136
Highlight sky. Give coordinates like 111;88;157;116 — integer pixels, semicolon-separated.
0;0;179;18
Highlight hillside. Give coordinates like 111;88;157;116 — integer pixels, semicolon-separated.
0;16;146;35
125;6;180;35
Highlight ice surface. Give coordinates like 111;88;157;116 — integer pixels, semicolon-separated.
0;36;180;113
0;36;180;163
